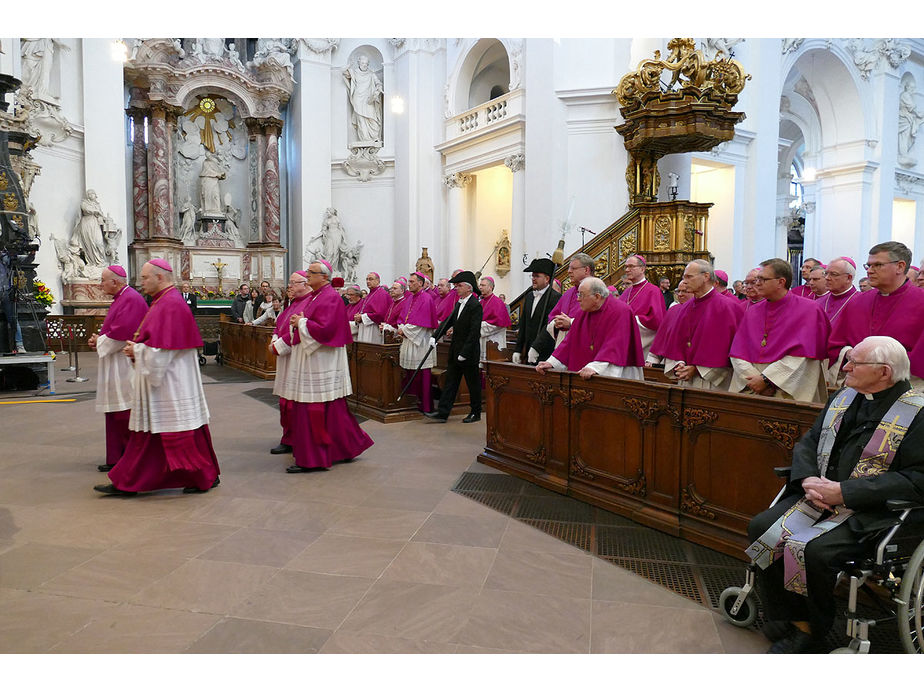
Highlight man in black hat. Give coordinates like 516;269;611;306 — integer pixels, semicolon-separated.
424;270;483;423
512;258;561;365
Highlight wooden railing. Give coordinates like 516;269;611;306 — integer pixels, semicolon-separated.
479;361;822;558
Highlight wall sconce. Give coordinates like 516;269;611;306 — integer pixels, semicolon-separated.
390;95;405;114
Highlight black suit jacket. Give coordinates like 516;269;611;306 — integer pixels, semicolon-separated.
514;286;561;362
788;381;924;533
182;292;198;313
434;294;483;362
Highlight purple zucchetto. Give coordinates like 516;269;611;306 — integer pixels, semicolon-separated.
107;265;127;278
148;258;173;273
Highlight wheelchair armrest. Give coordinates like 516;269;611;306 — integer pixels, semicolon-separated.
885;499;924;512
773;466;792;479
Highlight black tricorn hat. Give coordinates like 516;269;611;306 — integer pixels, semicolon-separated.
524;257;555;277
449;270;478;291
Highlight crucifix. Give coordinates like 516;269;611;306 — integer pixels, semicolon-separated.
211;258;228;295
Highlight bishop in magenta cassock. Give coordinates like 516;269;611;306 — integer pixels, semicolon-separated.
381;279;409;333
397;272;439;412
542;252;594;351
729;259;830;403
95;259;220;495
269;271;313;456
344;284;363;339
354;271;391;343
478;276;512;360
618;254;666;359
89;265;148;472
790;257;821;299
818;257;859;385
828;242;924;388
285;260;374;472
536;277;644;381
649;260;741;390
435;277;460;322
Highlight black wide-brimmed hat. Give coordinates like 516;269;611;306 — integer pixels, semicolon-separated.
450;270;478;291
524;258;555;277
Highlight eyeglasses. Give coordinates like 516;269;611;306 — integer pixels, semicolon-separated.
754;275;780;283
845;358;888;367
863;261;899;271
287;280;307;286
823;271;846;278
743;280;756;286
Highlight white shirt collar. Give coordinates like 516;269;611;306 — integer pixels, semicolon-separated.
532;285;549;297
631;277;647;286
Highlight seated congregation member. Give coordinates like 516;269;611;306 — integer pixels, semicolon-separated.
89;265;148;472
648;261;741;390
230;282;250;323
285;260;373;472
543;253;595;350
434;277;459;321
251;293;282;327
180;281;197;313
512;258;561;365
535;277;644;381
478;276;511;360
95;259;220;496
828;241;924;389
396;272;439;413
269;271;313;456
728;258;830;404
746;336;924;653
424;271;483;423
354;272;391;343
618;254;666;360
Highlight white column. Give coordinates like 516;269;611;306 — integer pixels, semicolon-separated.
1;38;20;76
81;39;130;266
287;42;334;272
870;71;903;248
443;172;470;274
505;154;527;295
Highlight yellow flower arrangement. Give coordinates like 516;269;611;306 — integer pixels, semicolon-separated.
32;279;55;308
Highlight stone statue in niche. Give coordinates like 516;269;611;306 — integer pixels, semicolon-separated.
304;208;363;283
198;152;226;216
898;79;924;167
178;197;197;243
20;38;68;102
343;55;384;146
72;189;108;267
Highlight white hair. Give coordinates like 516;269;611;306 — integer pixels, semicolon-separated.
857;336;910;383
580;276;608;299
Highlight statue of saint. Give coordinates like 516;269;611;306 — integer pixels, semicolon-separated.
20;38;67;101
72;189;107;267
898;80;924;165
198;153;226;216
178;197;197;243
342;55;384;145
223;194;242;243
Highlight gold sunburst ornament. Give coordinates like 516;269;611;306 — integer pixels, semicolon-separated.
184;96;233;153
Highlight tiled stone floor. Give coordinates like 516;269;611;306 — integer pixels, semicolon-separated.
0;358;769;654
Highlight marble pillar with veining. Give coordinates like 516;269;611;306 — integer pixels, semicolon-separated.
148;107;171;238
130;109;149;240
262;130;281;244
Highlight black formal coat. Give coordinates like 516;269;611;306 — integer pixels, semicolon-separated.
182;292;198;313
513;286;561;362
434;294;483;362
785;380;924;533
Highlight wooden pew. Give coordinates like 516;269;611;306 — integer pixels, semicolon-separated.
479;361;822;558
218;315;277;379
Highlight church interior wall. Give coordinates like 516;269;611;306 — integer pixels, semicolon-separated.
8;37;924;317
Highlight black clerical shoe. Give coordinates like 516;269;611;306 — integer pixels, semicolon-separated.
462;413;481;423
93;483;136;496
767;629;823;654
97;464;114;473
423;411;448;422
286;465;328;473
760;620;794;642
270;443;293;455
183;477;220;494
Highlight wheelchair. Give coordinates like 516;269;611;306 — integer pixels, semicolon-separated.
719;467;924;654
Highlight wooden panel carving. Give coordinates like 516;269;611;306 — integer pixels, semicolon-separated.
487;374;510;392
528;380;556;404
562;388;594;408
758;419;801;450
680;484;716;520
682;407;719;431
623;396;664;423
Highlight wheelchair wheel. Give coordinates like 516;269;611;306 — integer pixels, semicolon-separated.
198;355;206;367
719;586;758;628
898;539;924;654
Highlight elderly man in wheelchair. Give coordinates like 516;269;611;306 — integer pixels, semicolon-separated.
732;335;924;654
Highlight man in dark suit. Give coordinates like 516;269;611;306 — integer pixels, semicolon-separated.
424;271;483;423
746;335;924;653
181;281;198;314
512;258;561;365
